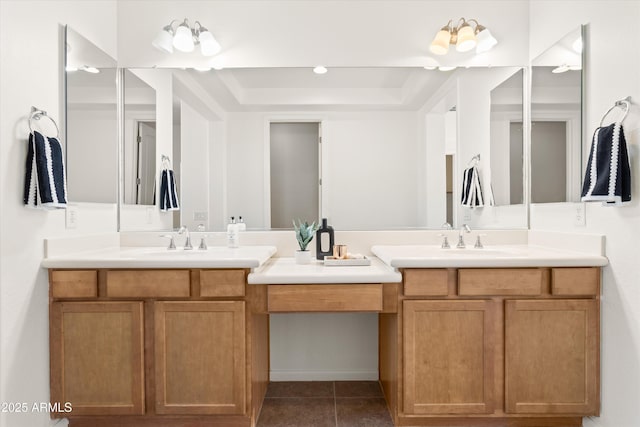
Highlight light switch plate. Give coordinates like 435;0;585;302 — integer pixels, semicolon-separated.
65;205;78;229
574;203;586;227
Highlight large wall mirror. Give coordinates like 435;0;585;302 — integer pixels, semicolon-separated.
64;26;118;203
111;66;528;232
531;26;585;204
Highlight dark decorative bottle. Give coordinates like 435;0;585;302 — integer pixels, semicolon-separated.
315;218;335;260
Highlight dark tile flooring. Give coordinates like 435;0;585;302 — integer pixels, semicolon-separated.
257;381;394;427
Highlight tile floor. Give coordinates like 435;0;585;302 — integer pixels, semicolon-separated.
257;381;394;427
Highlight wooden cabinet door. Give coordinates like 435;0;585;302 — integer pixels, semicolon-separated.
155;301;246;415
403;300;495;414
505;299;599;414
50;302;145;415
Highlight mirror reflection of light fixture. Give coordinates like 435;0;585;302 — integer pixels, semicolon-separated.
152;18;221;56
429;18;497;55
313;66;328;74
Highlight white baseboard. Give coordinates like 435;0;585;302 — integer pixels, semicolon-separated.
269;370;379;381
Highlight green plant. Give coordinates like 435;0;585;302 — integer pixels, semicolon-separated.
292;219;319;251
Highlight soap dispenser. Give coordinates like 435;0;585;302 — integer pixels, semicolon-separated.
227;217;239;248
315;218;335;260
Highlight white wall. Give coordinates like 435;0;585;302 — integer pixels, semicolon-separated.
529;2;640;427
0;2;118;427
226;111;420;231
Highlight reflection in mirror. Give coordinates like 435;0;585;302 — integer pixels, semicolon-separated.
490;69;524;206
123;70;156;205
531;26;584;203
65;26;117;203
118;67;528;232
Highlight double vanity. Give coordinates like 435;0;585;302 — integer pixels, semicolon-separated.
43;232;607;427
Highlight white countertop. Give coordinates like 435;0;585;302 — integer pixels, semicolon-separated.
41;246;278;269
248;257;402;284
371;244;608;268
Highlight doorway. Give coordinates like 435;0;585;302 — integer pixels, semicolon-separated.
269;122;320;229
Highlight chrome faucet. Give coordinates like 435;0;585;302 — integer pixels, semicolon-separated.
440;222;452;249
178;225;193;250
457;224;471;249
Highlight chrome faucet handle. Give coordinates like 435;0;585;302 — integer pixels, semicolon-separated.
198;235;208;250
438;233;451;249
474;233;487;249
457;224;471;249
160;234;176;250
178;226;193;250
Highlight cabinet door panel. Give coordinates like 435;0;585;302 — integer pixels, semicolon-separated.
50;302;144;415
505;299;598;414
403;300;495;414
155;301;246;415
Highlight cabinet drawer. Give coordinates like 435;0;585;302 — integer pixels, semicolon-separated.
404;269;449;296
106;270;190;298
268;284;383;312
552;268;599;296
200;269;245;297
459;269;543;296
50;270;98;298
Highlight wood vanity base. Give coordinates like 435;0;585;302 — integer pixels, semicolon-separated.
66;415;252;427
393;416;582;427
50;266;600;427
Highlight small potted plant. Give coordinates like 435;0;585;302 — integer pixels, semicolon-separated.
292;219;319;264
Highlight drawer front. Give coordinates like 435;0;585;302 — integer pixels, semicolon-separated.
459;269;543;296
106;270;190;298
50;270;98;298
404;269;450;296
552;268;599;296
200;269;245;297
267;284;383;312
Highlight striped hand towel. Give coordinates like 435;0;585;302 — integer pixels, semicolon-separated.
461;165;484;208
160;169;180;211
23;130;68;209
581;122;631;206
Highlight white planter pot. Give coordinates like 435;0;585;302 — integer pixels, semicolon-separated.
294;250;312;265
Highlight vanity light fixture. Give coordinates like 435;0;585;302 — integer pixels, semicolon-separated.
80;65;100;74
152;18;221;56
552;64;582;73
429;18;498;55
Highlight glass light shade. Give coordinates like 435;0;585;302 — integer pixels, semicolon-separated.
455;24;476;52
198;30;221;56
152;27;174;53
475;28;498;53
430;29;451;55
173;24;195;52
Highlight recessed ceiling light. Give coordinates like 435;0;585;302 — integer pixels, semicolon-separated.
194;66;212;71
438;66;456;72
552;64;570;73
81;65;100;74
313;66;328;74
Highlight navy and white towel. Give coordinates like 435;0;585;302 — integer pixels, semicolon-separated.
581;122;631;206
23;130;68;209
461;165;484;208
159;169;180;211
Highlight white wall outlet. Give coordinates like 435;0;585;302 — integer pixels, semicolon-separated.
193;211;208;221
574;203;586;227
65;205;78;229
146;207;154;224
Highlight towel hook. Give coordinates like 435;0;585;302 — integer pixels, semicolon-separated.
467;153;481;166
29;106;60;138
161;154;171;169
600;96;632;127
